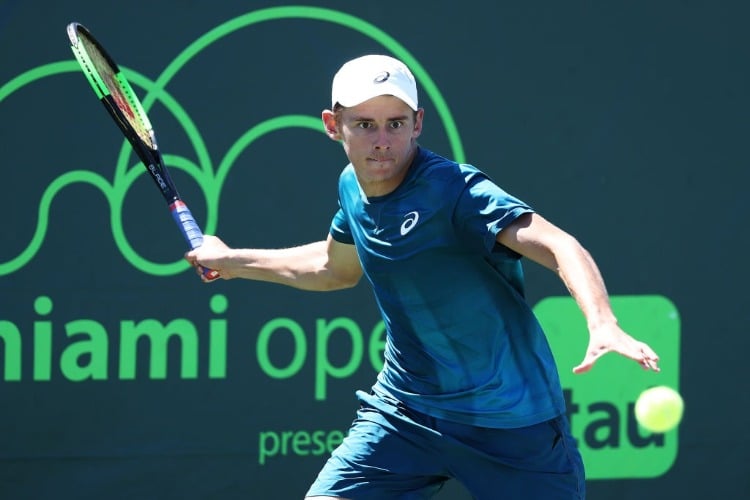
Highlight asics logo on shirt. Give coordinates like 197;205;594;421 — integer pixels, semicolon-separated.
400;211;420;235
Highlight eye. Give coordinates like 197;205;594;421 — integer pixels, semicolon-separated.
389;121;405;129
357;121;373;129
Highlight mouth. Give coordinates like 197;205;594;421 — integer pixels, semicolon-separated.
368;156;394;164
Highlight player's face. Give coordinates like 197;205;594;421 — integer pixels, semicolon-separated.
326;96;424;197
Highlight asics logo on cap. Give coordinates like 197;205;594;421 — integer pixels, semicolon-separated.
374;71;390;83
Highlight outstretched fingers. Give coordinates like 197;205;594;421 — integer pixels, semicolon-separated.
573;334;661;374
636;342;660;371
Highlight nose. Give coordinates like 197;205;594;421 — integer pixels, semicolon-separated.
373;128;391;150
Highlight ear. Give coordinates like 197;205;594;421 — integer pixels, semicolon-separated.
412;108;425;139
321;110;341;140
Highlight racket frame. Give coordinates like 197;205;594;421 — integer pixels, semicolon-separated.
67;22;218;279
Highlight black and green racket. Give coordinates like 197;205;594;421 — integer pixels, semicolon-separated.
66;22;218;280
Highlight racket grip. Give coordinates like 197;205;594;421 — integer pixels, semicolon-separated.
169;200;220;281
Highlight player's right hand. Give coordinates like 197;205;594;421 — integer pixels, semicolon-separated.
185;235;229;282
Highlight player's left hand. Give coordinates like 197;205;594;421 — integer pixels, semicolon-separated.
573;322;660;374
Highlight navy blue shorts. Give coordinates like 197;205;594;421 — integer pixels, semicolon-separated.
306;391;585;499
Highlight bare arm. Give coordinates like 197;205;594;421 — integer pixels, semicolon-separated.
497;212;660;374
184;233;363;291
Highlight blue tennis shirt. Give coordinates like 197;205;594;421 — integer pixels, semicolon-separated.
330;147;565;428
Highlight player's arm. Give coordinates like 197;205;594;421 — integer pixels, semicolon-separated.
496;212;660;373
184;233;363;291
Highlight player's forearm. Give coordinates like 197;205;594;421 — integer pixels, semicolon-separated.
553;237;618;330
218;242;355;291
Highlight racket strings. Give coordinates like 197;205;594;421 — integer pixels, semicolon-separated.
77;33;156;150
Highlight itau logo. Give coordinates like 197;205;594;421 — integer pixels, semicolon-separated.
534;295;681;479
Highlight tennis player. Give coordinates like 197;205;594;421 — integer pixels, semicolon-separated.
186;54;660;499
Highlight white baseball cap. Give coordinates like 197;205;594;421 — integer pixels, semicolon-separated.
331;55;418;111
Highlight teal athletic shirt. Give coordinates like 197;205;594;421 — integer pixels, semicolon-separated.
330;147;566;428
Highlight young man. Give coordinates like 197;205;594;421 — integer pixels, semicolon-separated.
185;55;660;499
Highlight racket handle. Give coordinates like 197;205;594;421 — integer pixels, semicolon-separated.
169;200;220;281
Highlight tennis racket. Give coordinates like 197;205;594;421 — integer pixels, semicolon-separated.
66;22;219;280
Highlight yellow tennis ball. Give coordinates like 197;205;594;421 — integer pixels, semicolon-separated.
635;385;684;433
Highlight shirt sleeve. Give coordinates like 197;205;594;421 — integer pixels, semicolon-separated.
329;206;354;244
453;167;534;253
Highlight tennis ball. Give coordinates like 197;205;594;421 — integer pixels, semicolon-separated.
634;385;684;433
